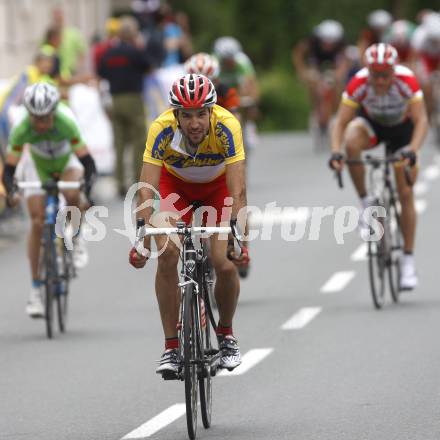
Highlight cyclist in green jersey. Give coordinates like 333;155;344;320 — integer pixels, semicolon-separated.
2;83;96;318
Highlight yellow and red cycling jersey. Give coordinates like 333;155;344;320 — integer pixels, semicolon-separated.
143;104;245;183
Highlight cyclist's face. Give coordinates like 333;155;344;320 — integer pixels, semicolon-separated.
30;114;54;133
369;68;394;95
177;108;211;145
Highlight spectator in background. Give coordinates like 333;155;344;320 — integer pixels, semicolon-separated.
157;3;187;67
0;47;57;148
98;16;151;197
92;18;121;73
51;6;87;78
174;11;193;63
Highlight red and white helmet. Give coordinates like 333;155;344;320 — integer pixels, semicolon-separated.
184;53;220;80
364;43;398;70
169;74;217;109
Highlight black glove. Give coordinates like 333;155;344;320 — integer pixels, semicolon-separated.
2;163;16;195
78;154;97;199
230;218;243;241
328;152;344;170
401;150;417;167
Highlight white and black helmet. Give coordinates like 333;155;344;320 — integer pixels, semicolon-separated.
213;36;242;59
23;82;60;116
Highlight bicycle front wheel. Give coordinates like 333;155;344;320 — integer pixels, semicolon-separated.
368;236;386;310
183;283;198;440
387;201;402;303
43;226;57;339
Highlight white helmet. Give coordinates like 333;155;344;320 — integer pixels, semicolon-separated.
314;20;344;43
424;12;440;41
24;82;60;116
184;52;220;80
213;36;242;59
367;9;392;30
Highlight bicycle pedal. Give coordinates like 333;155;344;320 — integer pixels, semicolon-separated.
161;371;180;381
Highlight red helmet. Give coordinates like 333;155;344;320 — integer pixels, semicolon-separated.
364;43;398;70
169;74;217;109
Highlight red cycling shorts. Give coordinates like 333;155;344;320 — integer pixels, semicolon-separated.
159;167;231;226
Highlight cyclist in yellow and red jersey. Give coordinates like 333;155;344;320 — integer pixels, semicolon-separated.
330;44;428;291
129;74;248;376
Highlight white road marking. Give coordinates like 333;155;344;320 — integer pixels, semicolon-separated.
320;271;355;294
415;199;427;214
351;243;368;262
414;181;429;197
281;307;322;330
218;348;273;376
121;404;186;439
423;164;440;181
249;207;309;227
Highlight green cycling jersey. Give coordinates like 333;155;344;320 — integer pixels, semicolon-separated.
7;102;85;181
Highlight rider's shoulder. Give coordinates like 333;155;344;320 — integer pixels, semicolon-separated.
149;108;177;137
212;104;240;129
394;64;416;78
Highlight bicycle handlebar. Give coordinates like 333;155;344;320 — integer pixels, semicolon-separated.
137;225;232;238
16;181;83;190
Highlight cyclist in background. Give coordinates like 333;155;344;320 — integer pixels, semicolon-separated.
411;12;440;117
292;20;349;141
129;74;248;376
329;44;428;290
384;20;416;67
213;37;260;153
358;9;393;56
1;83;96;317
184;52;240;114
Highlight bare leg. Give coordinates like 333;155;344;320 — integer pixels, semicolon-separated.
394;164;418;252
27;195;46;281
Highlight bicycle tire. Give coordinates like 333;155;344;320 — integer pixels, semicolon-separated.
57;245;71;333
199;268;213;429
368;214;386;309
388;201;402;303
183;283;198;440
43;226;57;339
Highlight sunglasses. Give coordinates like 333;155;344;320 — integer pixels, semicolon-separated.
370;70;393;80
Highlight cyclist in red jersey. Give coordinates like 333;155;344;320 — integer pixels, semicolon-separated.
330;43;428;291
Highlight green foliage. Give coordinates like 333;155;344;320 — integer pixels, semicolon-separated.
258;69;309;131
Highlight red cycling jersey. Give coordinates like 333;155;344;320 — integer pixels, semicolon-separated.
342;65;423;126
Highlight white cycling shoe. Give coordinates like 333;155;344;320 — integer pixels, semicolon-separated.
26;286;44;318
73;236;89;269
400;254;418;290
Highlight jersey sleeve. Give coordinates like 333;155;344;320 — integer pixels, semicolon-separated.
341;74;366;108
56;104;86;152
215;116;245;165
7;111;29;158
143;120;173;166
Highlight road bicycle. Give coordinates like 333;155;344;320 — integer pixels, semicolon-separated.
336;152;413;309
16;180;81;338
135;219;232;440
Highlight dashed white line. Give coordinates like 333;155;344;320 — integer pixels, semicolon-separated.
423;164;440;181
218;348;273;376
249;207;309;226
320;271;355;294
121;403;186;439
281;307;322;330
351;243;368;262
415;199;427;214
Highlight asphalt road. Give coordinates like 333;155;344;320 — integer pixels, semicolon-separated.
2;131;440;440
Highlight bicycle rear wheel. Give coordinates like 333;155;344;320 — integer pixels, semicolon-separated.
183;283;198;440
368;232;386;310
56;245;71;333
388;201;402;303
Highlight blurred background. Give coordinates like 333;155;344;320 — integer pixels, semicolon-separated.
1;0;439;133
